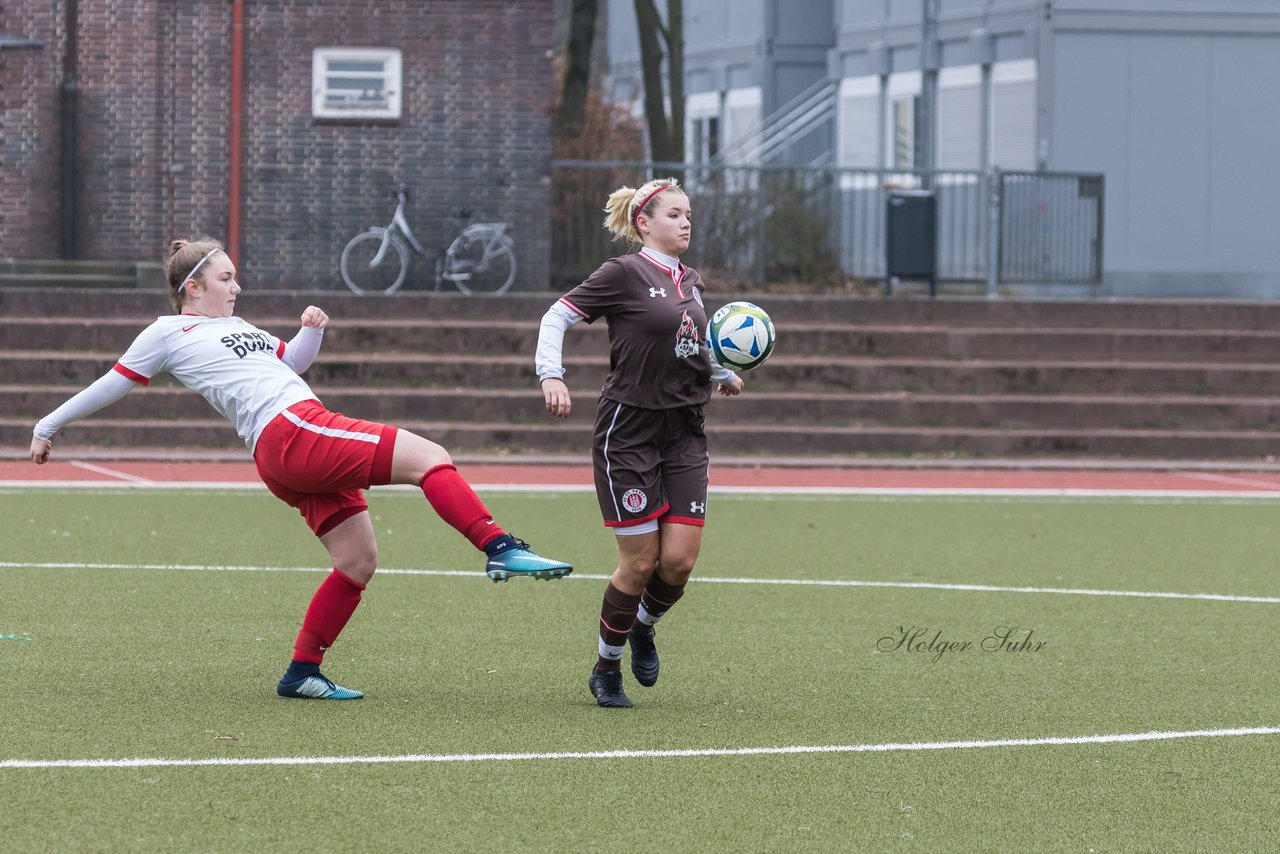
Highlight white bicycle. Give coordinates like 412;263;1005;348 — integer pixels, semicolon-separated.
340;183;517;295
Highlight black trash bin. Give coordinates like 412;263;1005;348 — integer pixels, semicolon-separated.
885;189;937;297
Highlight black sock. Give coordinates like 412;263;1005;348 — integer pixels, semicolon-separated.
484;534;517;558
281;660;320;683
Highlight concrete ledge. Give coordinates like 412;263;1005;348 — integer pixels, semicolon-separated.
6;446;1280;472
0;260;162;289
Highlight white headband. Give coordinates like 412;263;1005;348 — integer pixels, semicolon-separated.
179;247;221;293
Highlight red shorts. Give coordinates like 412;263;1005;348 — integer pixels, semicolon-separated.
253;399;398;537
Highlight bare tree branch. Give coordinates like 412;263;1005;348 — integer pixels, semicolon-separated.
666;0;684;165
555;0;599;136
634;0;671;160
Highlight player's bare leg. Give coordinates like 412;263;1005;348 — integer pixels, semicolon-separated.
391;429;572;581
627;522;702;688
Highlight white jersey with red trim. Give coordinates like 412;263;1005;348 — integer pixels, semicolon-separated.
115;315;317;450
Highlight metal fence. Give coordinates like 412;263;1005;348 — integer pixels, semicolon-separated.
1000;171;1105;284
550;160;1104;291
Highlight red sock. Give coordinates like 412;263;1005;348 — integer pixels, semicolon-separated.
293;569;365;664
420;464;506;550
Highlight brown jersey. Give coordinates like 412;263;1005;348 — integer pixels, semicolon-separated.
559;252;713;409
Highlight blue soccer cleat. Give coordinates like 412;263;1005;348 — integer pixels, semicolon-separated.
485;539;573;582
276;672;364;700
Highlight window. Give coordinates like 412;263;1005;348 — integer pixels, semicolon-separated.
892;95;922;170
838;76;879;169
312;48;402;120
690;116;720;162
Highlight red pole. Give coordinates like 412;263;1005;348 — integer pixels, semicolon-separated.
228;0;245;267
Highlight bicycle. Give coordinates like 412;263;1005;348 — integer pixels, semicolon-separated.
339;183;517;295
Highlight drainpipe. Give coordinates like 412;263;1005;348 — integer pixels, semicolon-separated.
228;0;245;266
971;26;998;298
918;0;938;189
59;0;79;258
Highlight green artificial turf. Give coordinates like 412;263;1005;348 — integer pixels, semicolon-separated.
2;488;1279;850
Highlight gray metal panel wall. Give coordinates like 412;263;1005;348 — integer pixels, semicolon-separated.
1053;29;1280;283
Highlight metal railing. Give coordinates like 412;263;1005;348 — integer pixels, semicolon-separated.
550;159;1104;291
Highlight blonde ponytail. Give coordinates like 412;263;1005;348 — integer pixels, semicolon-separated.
601;177;682;246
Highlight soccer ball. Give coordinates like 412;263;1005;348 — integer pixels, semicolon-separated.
707;301;776;372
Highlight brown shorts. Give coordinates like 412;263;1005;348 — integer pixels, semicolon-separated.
591;398;709;529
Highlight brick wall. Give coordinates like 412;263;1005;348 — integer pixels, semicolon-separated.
1;0;554;291
1;3;63;259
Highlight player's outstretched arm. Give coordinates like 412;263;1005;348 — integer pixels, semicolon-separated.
30;369;140;464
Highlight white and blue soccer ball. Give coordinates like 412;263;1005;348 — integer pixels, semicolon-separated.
707;301;776;372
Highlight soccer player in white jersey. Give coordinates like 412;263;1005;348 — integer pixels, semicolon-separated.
30;237;572;701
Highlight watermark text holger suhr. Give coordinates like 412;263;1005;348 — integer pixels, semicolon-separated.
878;626;1047;663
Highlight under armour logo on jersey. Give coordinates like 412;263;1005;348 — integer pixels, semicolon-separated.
649;287;667;298
690;501;706;514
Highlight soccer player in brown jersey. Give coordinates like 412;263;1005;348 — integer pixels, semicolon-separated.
535;178;745;708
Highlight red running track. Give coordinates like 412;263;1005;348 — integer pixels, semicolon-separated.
6;459;1280;495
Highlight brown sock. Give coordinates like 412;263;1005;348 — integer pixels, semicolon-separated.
595;582;640;672
637;574;686;626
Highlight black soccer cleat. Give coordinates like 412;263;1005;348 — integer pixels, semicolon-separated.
628;624;660;687
588;668;633;708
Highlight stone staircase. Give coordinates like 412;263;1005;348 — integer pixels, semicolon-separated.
4;286;1280;461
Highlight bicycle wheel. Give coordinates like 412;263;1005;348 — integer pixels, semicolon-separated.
340;229;410;294
443;230;516;295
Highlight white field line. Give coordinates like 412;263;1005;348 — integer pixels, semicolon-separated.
2;561;1278;604
1181;471;1280;490
4;726;1278;771
67;460;154;484
5;479;1280;500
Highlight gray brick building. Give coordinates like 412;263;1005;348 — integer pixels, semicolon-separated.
2;1;554;290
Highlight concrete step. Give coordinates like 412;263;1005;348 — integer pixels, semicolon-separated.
11;386;1280;432
10;287;1280;330
0;273;139;289
6;316;1280;363
7;417;1279;460
12;350;1280;395
0;261;162;290
1;259;140;276
8;287;1280;462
